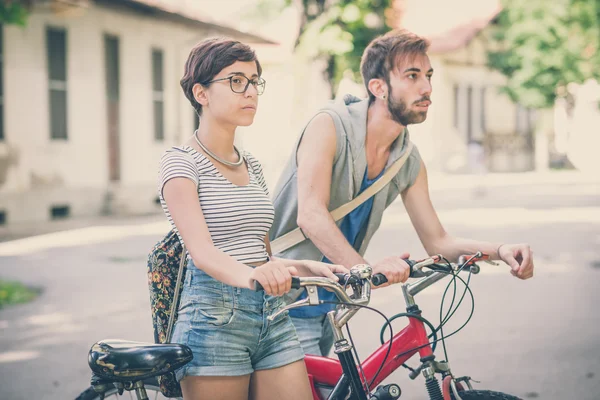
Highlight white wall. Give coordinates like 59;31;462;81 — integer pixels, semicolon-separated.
235;47;332;191
0;3;246;224
427;35;533;172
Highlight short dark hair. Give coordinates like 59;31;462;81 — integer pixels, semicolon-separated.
180;37;262;116
360;29;430;103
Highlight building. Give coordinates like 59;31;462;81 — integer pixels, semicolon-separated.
0;0;273;226
398;0;542;173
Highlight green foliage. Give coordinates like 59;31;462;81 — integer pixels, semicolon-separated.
487;0;600;108
296;0;392;93
0;1;29;26
0;279;39;308
246;0;394;94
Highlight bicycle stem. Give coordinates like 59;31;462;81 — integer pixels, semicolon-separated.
402;271;448;307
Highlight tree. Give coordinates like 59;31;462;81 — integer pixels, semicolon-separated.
487;0;600;109
0;1;30;26
254;0;395;96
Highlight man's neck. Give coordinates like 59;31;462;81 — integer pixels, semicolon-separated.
365;102;406;156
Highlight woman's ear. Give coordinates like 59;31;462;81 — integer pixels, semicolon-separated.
367;78;388;100
193;83;209;107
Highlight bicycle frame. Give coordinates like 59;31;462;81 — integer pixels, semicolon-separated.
305;314;432;399
295;258;481;400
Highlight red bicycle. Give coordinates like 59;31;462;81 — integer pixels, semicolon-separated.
78;253;521;400
285;253;521;400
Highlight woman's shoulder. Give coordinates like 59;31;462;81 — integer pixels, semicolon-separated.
161;145;213;168
243;150;263;171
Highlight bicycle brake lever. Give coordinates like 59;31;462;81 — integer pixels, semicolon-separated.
410;269;430;278
267;297;310;321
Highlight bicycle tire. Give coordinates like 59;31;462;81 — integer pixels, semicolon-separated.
75;378;175;400
451;389;522;400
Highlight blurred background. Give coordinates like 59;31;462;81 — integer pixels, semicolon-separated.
0;0;598;399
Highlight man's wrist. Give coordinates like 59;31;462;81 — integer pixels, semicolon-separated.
496;243;506;259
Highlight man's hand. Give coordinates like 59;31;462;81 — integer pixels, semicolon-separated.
498;243;534;280
371;253;411;288
288;258;349;281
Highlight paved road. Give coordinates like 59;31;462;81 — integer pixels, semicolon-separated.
0;177;599;399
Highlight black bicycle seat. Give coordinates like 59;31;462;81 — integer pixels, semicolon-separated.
88;339;192;382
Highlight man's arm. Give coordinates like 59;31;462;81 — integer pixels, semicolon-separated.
295;113;410;286
296;113;366;267
402;160;534;279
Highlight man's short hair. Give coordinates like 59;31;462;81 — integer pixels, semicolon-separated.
180;37;262;116
360;29;430;103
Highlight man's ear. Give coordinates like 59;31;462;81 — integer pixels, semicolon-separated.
193;83;209;107
367;78;388;100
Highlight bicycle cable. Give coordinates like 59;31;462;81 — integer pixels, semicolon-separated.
437;256;475;362
389;271;476;360
341;280;373;393
346;323;371;394
318;261;476;391
376;264;475;369
320;301;394;389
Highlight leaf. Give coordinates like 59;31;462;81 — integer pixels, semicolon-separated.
487;0;600;108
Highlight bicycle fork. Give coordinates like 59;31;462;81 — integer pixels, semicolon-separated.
328;312;369;400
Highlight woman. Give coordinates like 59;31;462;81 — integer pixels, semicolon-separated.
158;37;344;400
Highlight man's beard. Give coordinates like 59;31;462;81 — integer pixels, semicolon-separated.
387;94;429;126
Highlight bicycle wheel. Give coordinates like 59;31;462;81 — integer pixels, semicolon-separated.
75;378;175;400
451;389;522;400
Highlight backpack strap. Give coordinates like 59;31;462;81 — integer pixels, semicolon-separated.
166;242;187;342
165;146;199;342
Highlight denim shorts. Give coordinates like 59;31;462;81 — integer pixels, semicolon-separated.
291;314;334;357
171;260;305;379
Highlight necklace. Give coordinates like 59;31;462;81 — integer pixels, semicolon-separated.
193;130;244;167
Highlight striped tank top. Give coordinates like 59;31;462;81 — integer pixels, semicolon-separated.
158;145;274;264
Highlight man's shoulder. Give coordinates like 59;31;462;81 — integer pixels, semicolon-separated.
318;94;365;117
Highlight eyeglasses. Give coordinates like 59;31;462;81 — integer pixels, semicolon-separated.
202;75;266;95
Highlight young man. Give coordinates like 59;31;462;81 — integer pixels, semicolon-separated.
269;30;535;357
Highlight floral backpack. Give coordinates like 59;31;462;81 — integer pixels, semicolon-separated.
147;229;187;397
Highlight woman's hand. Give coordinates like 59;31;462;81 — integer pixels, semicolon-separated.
248;259;298;296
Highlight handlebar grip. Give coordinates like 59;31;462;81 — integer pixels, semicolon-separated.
371;273;388;286
372;259;418;286
291;276;301;289
253;276;302;292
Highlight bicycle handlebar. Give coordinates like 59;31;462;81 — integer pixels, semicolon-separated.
253;253;488;323
253;254;484;293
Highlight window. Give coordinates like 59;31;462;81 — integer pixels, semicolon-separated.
516;104;532;135
152;49;164;140
47;27;68;139
453;84;459;129
50;205;70;219
466;86;473;143
105;35;121;182
0;24;4;141
480;87;486;133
